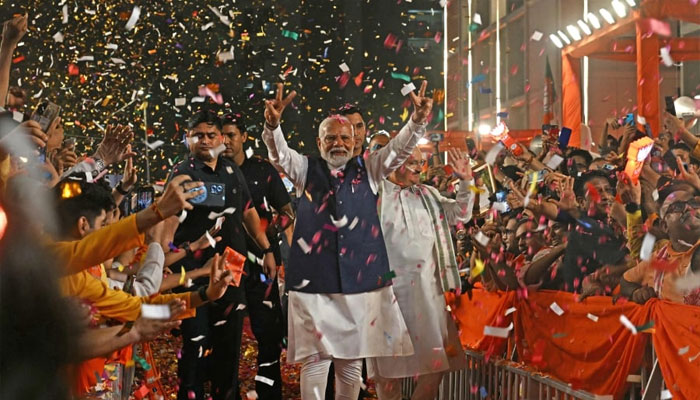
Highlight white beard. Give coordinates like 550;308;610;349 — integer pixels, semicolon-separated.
323;148;351;168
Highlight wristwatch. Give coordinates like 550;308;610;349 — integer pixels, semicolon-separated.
261;246;273;255
115;182;130;195
94;157;106;173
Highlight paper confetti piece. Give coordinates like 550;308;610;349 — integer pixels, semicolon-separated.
178;210;188;223
297;238;312;254
400;82;416;96
205;230;216;248
208;207;236;219
348;217;359;231
191;335;205;342
483;323;513;338
640;233;656;261
504;307;517;316
236;304;247;311
530;30;543;41
546;154;564;169
470;258;485;279
474;231;490;247
246;390;258;399
146;140;164;150
214;320;227;326
382;270;397;281
473;13;482;25
141;304;171;320
52;32;64;43
214;216;225;231
294;279;310;290
587;313;599;322
209;144;227;159
179;266;186;285
660;47;674;67
549;302;565;316
619;315;638;335
390;72;411;82
254;374;275;386
660;389;672;399
124;6;141;31
245;147;255;159
175;97;186;106
339;62;350;72
678;346;690;355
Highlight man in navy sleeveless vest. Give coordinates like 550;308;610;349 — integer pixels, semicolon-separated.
261;82;434;398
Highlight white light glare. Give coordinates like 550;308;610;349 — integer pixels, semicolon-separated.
611;0;627;18
549;34;563;48
557;30;572;45
577;20;592;35
586;13;601;29
566;25;582;41
625;0;636;7
600;9;615;24
478;124;492;135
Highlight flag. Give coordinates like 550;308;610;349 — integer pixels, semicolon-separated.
543;56;556;125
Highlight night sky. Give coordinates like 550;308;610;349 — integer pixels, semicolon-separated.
2;0;444;183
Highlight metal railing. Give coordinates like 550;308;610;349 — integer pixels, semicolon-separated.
400;346;668;400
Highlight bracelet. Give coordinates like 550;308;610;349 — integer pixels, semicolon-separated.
264;121;279;130
115;182;130;195
151;201;166;221
261;247;273;255
198;285;210;303
625;203;640;213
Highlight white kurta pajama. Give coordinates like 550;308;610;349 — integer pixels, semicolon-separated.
262;118;430;363
369;179;475;378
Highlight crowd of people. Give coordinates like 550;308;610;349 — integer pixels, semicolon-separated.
2;12;700;400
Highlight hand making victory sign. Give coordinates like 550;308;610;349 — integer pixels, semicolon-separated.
409;80;433;125
264;83;297;129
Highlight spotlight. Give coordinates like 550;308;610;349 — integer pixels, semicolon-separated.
577;20;592;35
557;30;571;45
600;9;615;24
478;123;492;135
586;13;601;29
625;0;636;6
549;34;563;48
611;0;627;18
566;25;582;41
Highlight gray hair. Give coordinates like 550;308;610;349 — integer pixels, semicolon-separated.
318;115;354;138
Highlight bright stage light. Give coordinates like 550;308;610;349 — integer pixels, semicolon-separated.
549;34;563;48
611;0;627;18
478;124;492;135
600;9;615;24
577;20;592;35
557;30;571;45
566;25;582;41
586;13;601;29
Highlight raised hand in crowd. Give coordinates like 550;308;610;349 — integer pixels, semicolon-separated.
616;171;641;205
0;120;47;151
94;124;136;166
120;148;137;191
448;148;472;180
264;82;297;128
203;253;233;303
677;157;700;192
409;80;433;124
1;13;28;47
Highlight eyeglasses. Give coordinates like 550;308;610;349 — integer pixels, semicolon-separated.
370;143;386;152
665;199;700;215
322;134;354;145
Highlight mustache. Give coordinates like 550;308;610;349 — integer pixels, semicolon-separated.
328;147;350;156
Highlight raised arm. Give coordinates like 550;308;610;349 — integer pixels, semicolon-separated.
431;148;476;224
0;15;27;108
261;83;307;192
366;80;433;190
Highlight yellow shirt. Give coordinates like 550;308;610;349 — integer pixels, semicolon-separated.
60;270;196;322
50;214;144;275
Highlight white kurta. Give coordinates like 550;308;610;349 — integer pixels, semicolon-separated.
262;118;428;363
369;180;474;378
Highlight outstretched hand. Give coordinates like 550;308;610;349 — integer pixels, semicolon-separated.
205;253;234;301
2;14;28;46
264;83;297;128
94;124;136;165
448;148;472;180
409;80;433;124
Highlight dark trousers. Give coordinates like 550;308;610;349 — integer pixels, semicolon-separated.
245;262;285;399
177;295;244;400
